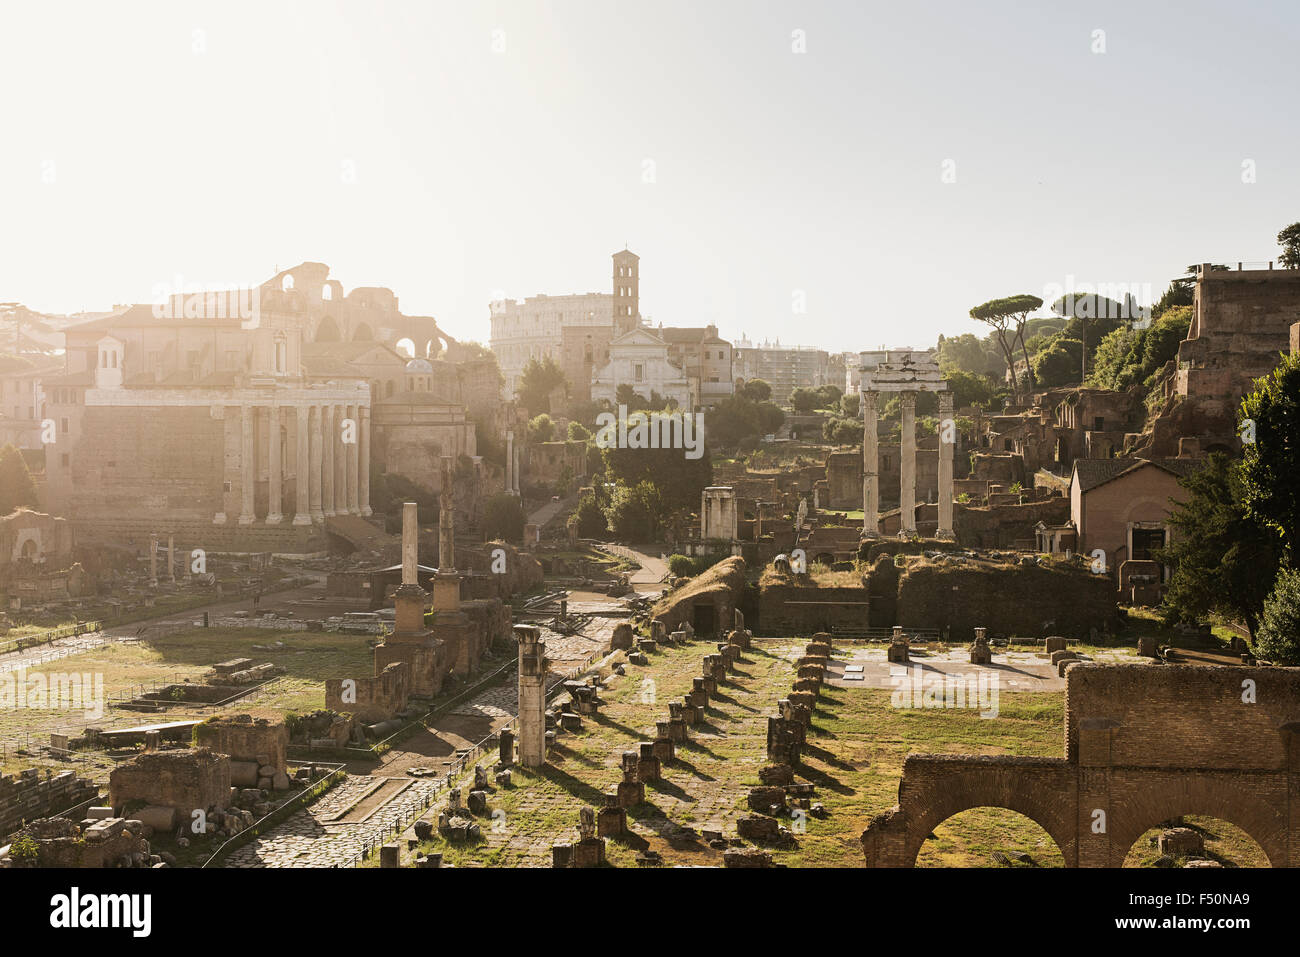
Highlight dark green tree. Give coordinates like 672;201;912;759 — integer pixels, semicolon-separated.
516;356;568;414
1278;222;1300;269
605;481;662;541
1157;454;1280;638
0;444;38;516
482;493;526;543
571;492;608;538
1255;567;1300;663
789;387;819;414
1239;351;1300;562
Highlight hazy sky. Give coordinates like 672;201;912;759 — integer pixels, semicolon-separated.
2;0;1298;351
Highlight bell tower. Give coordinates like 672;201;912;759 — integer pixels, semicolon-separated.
612;248;640;337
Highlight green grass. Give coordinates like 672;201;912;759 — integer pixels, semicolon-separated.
0;627;374;775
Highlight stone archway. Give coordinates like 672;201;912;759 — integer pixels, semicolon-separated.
315;315;341;343
1105;772;1288;868
863;755;1078;867
862;663;1300;868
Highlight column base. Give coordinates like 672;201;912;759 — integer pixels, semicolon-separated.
292;513;313;527
361;506;373;517
266;512;284;525
324;508;337;518
310;509;325;523
212;512;227;524
936;529;956;541
238;514;256;526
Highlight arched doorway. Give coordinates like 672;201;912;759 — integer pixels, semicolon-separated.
352;322;374;342
915;807;1067;868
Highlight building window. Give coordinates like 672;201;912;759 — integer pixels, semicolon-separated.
634;364;644;382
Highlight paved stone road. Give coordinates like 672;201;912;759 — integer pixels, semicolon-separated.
220;611;622;867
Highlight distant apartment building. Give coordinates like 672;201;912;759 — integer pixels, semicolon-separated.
489;249;641;401
657;324;734;407
732;338;832;406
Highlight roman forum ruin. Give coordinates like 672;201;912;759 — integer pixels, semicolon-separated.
0;13;1295;944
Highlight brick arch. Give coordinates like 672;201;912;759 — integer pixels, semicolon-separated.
1106;773;1288;867
893;756;1078;867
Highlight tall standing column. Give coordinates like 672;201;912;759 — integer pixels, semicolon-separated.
861;390;879;539
333;404;347;519
937;391;955;541
439;455;455;571
293;404;312;525
505;430;515;495
321;403;336;517
899;391;917;537
238;404;256;525
346;403;360;514
516;624;547;767
359;404;372;516
267;405;283;524
308;405;324;522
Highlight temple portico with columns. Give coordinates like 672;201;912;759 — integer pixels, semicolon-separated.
860;352;953;541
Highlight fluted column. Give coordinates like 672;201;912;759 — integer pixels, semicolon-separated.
937;391;955;540
861;390;879;539
266;404;283;524
899;391;916;537
238;403;256;525
346;403;360;514
309;404;324;522
293;404;312;525
360;404;372;516
321;403;336;517
333;403;347;518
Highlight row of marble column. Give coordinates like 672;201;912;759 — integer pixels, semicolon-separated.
225;401;371;526
861;390;954;540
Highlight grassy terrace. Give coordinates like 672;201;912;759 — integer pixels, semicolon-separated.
403;631;1267;868
406;638;802;867
0;627;373;775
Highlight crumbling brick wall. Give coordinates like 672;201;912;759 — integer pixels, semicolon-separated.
108;748;231;816
326;660;411;724
893;558;1114;640
862;664;1300;867
193;714;288;774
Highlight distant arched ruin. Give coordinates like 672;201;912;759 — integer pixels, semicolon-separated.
861;663;1300;867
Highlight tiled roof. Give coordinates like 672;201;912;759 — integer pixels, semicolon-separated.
1073;456;1203;493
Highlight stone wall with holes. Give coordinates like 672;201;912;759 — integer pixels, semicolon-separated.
0;769;99;841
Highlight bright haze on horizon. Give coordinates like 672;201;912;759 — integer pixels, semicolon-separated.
1;0;1297;349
